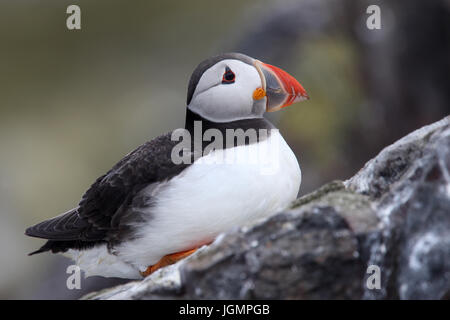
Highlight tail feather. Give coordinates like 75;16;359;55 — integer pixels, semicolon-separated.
28;241;53;256
26;207;106;255
26;207;87;255
25;207;85;240
27;239;101;255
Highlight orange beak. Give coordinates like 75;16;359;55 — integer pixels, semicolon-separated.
254;60;309;112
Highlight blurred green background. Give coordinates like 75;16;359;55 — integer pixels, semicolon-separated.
0;0;448;299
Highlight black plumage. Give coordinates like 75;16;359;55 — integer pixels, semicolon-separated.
26;132;191;254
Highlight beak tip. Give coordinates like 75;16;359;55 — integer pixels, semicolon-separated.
259;61;309;108
295;93;309;103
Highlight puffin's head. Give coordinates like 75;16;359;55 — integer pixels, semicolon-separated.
186;52;308;123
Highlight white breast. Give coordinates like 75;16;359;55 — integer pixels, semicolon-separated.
116;130;301;272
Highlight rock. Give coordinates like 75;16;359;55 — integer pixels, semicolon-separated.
85;116;450;300
347;116;450;299
182;207;362;299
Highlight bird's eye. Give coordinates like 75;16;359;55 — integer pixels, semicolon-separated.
222;67;235;84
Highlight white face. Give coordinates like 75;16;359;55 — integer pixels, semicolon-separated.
187;59;266;122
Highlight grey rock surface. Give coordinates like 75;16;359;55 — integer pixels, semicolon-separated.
347;116;450;299
85;116;450;300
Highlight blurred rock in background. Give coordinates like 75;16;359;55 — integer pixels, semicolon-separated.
0;0;448;299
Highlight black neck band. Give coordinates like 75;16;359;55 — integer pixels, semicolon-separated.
184;108;274;149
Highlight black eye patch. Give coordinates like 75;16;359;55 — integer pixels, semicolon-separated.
222;67;235;84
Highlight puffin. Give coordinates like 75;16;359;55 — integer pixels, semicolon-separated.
25;53;308;279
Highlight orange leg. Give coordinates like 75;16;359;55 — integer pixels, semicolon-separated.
140;247;198;277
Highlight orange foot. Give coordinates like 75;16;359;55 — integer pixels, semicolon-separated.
140;247;198;277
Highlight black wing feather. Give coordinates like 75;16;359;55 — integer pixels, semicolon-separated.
26;132;190;253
